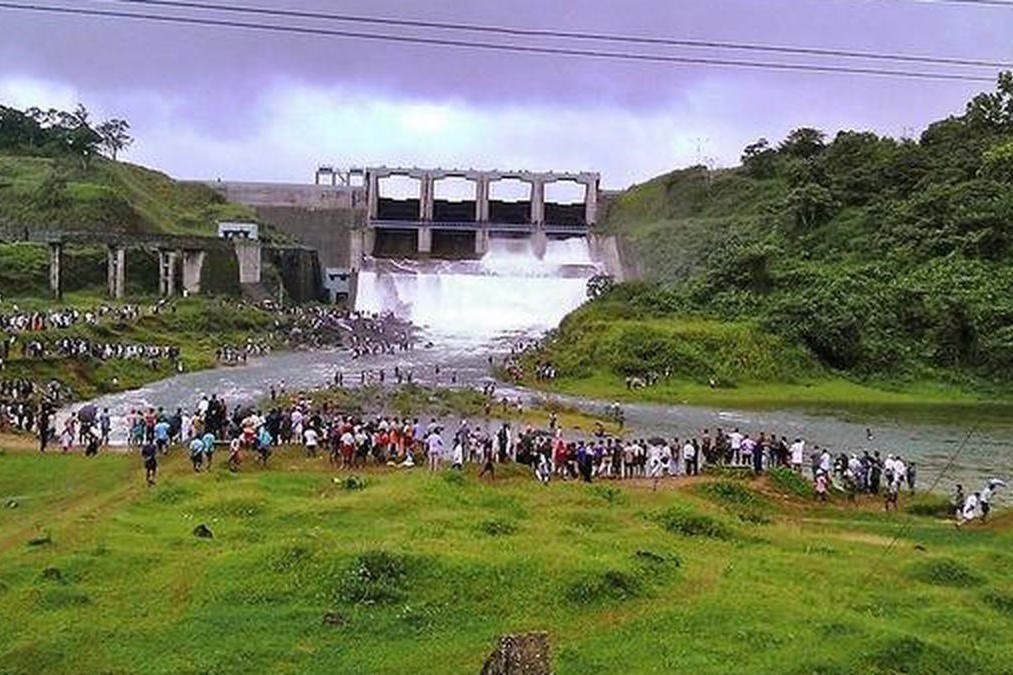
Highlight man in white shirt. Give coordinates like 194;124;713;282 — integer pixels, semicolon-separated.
683;439;696;476
728;429;744;464
790;438;805;472
303;426;319;458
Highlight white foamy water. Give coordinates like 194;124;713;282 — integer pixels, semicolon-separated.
356;237;601;340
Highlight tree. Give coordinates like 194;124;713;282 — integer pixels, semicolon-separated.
58;104;101;169
779;128;826;159
96;119;133;160
784;183;838;230
981;140;1013;184
741;138;777;179
965;70;1013;133
586;273;615;299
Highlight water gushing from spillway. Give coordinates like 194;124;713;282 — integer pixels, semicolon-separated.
355;237;602;341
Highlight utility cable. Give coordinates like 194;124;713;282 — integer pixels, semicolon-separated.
0;1;998;83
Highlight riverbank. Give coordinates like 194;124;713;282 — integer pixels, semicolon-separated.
276;384;624;437
1;446;1010;673
521;371;1013;426
1;296;285;402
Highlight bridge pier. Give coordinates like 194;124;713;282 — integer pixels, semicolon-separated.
234;239;262;284
417;227;433;255
181;250;206;296
48;242;63;300
531;228;548;259
107;246;125;299
475;176;490;222
529;178;546;225
475;228;490;256
159;250;178;297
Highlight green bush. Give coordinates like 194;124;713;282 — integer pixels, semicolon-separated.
478;519;518;537
907;557;985;588
769;467;814;498
565;569;645;605
337;551;415;606
655;507;734;540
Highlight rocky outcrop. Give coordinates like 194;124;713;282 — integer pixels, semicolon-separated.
480;632;551;675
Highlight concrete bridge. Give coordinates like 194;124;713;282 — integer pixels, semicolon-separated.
363;166;600;256
0;227;263;300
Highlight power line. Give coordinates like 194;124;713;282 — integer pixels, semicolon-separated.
0;2;998;83
886;0;1013;7
105;0;1013;71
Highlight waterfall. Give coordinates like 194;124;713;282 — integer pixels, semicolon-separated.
355;237;601;340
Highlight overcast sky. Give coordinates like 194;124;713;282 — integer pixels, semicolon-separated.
1;0;1010;189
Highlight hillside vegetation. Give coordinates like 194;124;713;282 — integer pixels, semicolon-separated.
570;72;1013;397
2;448;1012;674
0;103;258;296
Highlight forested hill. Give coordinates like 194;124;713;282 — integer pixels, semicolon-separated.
0;103;253;234
580;72;1013;384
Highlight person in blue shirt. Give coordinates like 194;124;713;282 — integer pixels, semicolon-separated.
256;427;273;467
188;436;205;472
202;431;217;468
153;419;171;455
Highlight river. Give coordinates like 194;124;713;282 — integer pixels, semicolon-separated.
59;236;1013;499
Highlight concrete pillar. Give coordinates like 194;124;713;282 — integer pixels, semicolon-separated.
367;172;380;220
158;250;178;297
531;228;548;259
181;250;206;296
234;239;262;284
475;228;490;255
107;246;125;299
530;178;546;225
48;242;63;300
420;174;435;222
475;176;490;222
584;178;599;225
417;227;432;254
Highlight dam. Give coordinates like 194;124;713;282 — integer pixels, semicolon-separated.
206;165;626;334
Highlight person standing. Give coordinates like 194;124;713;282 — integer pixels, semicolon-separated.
189;435;205;472
98;408;111;446
683;438;696;477
427;428;444;472
141;441;158;486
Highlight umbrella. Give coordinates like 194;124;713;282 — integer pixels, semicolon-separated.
988;478;1006;488
77;404;97;424
648;436;668;446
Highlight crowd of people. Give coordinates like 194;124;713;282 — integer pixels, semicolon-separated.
216;342;272;364
37;390;938;502
0;304;142;334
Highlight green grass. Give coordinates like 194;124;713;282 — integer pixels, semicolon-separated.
530;370;1013;426
0;154;257;236
2;447;1012;673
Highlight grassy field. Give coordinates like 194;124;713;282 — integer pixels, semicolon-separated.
0;155;254;236
1;443;1011;674
531;371;1013;426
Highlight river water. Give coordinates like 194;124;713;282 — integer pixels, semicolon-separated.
61;237;1013;498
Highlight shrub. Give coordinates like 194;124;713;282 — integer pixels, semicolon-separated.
983;590;1013;616
768;467;814;498
904;495;952;517
341;476;366;491
337;551;414;606
565;569;645;605
478;519;518;537
907;557;985;588
698;481;767;508
655;507;734;540
591;485;624;505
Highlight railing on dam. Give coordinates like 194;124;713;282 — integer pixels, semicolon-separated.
369;219;589;236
